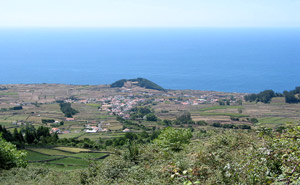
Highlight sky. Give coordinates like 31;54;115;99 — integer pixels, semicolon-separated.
0;0;299;27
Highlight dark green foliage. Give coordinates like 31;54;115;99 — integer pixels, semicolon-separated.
0;135;27;170
3;126;300;184
222;124;235;129
124;133;138;141
245;87;300;104
210;123;251;129
175;111;194;125
250;118;259;123
36;126;51;139
219;100;225;106
0;125;60;146
160;119;173;126
123;120;151;131
24;127;36;144
237;125;251;129
111;78;164;91
212;122;221;127
244;93;258;102
230;116;239;121
285;91;299;103
42;119;55;124
130;78;164;91
244;90;276;103
10;106;23;110
130;106;152;120
123;140;140;163
196;120;208;125
59;102;79;118
154;127;192;152
258;90;275;103
110;79;127;88
13;128;25;145
146;113;158;121
0;125;14;142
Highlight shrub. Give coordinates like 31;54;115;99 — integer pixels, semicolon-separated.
154;127;192;152
0;135;27;170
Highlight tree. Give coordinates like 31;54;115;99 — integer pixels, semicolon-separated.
175;111;194;124
59;102;79;118
0;126;14;142
25;128;36;144
257;90;275;103
146;113;158;121
0;134;27;170
285;92;299;103
154;127;192;152
250;118;258;124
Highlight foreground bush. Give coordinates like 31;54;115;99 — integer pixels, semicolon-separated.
154;127;192;152
2;125;300;184
0;135;27;170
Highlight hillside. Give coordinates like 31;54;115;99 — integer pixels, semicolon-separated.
111;78;165;91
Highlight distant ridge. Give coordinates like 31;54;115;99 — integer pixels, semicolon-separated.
111;78;164;91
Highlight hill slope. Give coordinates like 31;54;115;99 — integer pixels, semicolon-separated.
111;78;164;91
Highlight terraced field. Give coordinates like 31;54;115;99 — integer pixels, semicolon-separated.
26;146;109;170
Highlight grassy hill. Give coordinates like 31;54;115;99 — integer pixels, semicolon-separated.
111;78;164;91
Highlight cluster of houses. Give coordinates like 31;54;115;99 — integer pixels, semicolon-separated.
84;122;109;133
99;95;147;119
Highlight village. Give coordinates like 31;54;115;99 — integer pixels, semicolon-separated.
0;83;249;140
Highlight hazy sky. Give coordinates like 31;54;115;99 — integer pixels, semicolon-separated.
0;0;299;27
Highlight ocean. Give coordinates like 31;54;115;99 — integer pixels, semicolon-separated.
0;28;299;93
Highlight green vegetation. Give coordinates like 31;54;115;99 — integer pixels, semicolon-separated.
198;112;248;118
2;83;300;184
3;125;300;184
154;127;192;152
42;119;55;124
284;87;300;103
129;106;152;120
25;150;58;161
59;102;79;118
258;117;296;124
28;148;74;156
244;90;277;103
24;146;108;170
174;111;194;124
245;87;300;104
198;105;243;111
110;79;127;88
0;135;27;170
0;92;18;95
54;147;91;153
111;78;164;91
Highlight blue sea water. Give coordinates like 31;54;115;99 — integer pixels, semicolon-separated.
0;28;299;93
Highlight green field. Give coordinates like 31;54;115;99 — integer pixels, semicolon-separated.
25;146;110;170
198;105;244;112
258;117;297;124
26;150;59;161
48;157;89;166
198;112;249;118
0;92;18;96
28;148;74;156
54;146;91;153
86;103;101;107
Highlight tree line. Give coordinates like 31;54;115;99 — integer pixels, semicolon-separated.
59;102;79;117
244;87;300;104
0;125;58;148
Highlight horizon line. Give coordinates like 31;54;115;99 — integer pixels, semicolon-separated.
0;26;300;29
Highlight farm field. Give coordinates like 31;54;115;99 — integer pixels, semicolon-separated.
25;146;109;170
1;83;300;173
